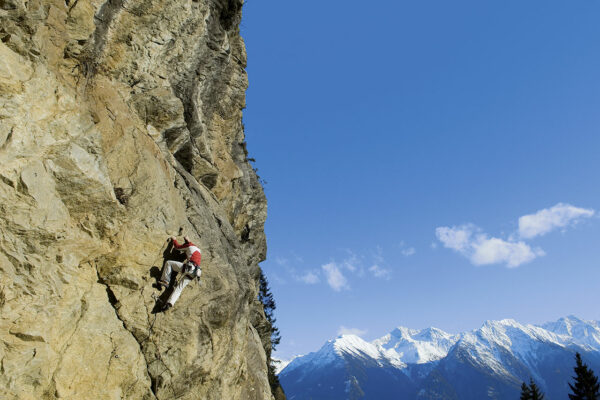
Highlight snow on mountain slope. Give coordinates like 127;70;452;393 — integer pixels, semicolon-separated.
334;334;383;360
281;316;600;376
455;319;565;378
541;315;600;351
279;316;600;400
373;326;458;364
283;334;405;375
273;357;299;375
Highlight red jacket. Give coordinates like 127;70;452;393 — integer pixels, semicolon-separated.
173;239;202;266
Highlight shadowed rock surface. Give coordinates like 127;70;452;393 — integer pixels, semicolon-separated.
0;0;277;398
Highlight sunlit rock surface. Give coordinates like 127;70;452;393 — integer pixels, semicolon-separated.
0;0;274;398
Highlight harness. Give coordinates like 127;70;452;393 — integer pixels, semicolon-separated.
183;260;201;279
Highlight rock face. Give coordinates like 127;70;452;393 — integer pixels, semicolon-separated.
0;0;275;399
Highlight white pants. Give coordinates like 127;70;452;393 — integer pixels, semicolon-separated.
161;260;193;306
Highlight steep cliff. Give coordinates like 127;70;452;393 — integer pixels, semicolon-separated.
0;0;276;398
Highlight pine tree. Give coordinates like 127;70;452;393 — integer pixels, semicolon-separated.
258;270;281;350
569;352;600;400
258;269;285;400
520;382;532;400
520;379;545;400
528;378;544;400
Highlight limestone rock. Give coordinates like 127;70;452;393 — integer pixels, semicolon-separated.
0;0;276;399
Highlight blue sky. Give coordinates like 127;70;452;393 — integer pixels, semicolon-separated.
241;0;600;359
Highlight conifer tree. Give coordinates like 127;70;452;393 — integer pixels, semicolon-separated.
258;269;281;349
528;378;544;400
520;382;532;400
520;379;545;400
569;352;600;400
258;269;285;400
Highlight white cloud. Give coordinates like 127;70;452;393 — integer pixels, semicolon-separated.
436;225;544;268
368;264;391;279
337;326;367;337
341;251;359;272
322;262;349;291
401;247;416;256
277;253;319;284
471;237;544;268
298;271;319;284
398;241;416;256
518;203;595;239
436;225;474;252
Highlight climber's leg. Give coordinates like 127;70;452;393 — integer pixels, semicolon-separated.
160;260;183;287
166;276;192;307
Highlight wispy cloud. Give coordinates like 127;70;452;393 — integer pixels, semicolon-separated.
270;273;287;285
436;225;544;268
341;250;360;272
373;246;385;264
285;246;395;290
337;326;367;337
275;256;288;267
290;251;305;264
322;262;349;291
518;203;595;239
369;264;391;279
398;240;416;256
275;254;320;285
298;270;320;284
401;247;416;256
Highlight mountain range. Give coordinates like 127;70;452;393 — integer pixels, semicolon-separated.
279;316;600;399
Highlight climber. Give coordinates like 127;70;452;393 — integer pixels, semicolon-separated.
159;236;202;311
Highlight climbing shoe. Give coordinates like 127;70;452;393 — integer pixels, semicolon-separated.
162;303;172;312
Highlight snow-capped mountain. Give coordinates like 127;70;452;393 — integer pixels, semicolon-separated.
542;315;600;351
279;316;600;400
372;326;458;364
282;334;407;375
281;334;414;400
273;356;299;375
